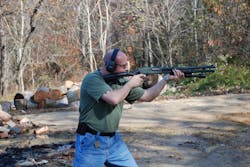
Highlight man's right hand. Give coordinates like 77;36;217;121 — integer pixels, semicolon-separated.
126;74;146;88
102;74;146;105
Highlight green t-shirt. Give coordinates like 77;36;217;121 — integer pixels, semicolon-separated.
78;70;145;132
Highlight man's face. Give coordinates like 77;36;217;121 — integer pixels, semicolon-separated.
114;53;128;73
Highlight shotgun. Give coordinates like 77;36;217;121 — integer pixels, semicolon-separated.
103;65;216;82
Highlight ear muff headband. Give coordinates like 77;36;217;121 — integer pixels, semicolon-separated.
106;48;119;72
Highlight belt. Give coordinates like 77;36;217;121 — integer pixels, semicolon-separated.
76;123;115;137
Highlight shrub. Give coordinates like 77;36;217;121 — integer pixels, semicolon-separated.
163;63;250;96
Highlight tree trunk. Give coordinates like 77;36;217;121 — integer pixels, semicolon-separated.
77;4;87;66
86;0;95;71
16;0;25;92
98;0;108;55
147;32;153;66
0;30;4;96
155;34;165;66
167;1;173;66
193;0;199;61
0;7;6;96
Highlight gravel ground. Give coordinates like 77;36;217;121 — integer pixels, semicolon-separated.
0;93;249;167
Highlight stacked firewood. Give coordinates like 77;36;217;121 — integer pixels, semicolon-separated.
0;106;53;139
0;80;81;138
13;80;81;110
0;107;33;138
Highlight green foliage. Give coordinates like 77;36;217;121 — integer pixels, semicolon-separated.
190;65;249;93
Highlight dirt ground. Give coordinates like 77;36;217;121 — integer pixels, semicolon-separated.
0;93;249;167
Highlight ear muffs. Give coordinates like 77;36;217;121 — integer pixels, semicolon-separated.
106;48;119;72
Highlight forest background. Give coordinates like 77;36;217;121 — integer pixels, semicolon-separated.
0;0;249;100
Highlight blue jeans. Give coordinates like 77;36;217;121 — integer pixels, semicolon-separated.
73;132;138;167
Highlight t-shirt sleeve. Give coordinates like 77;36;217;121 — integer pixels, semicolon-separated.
125;87;145;104
82;73;111;102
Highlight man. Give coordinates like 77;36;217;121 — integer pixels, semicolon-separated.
74;48;184;167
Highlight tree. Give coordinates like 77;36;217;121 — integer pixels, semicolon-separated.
2;0;43;92
0;2;7;95
0;0;249;97
202;0;250;64
143;0;187;66
0;0;15;95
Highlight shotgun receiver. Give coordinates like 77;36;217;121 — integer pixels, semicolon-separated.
103;65;216;82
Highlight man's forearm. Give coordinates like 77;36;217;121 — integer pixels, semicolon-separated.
140;79;167;102
101;82;133;105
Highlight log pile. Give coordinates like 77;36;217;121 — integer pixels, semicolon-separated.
0;108;52;138
13;80;81;110
0;101;52;139
0;80;81;139
0;109;33;138
33;87;67;109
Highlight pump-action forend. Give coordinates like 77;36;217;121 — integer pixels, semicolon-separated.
103;65;216;82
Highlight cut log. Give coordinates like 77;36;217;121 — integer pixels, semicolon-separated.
27;100;38;109
38;100;46;109
14;93;28;110
13;91;37;110
45;96;68;108
66;89;80;103
69;101;79;111
33;87;49;109
48;89;64;100
0;126;10;132
34;87;68;109
0;109;12;122
34;126;49;135
34;90;49;103
65;80;74;89
0;131;9;138
19;117;31;124
22;91;34;100
14;99;28;110
12;86;80;110
5;120;16;127
0;101;11;112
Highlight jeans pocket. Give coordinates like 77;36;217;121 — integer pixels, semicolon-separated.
78;133;95;152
